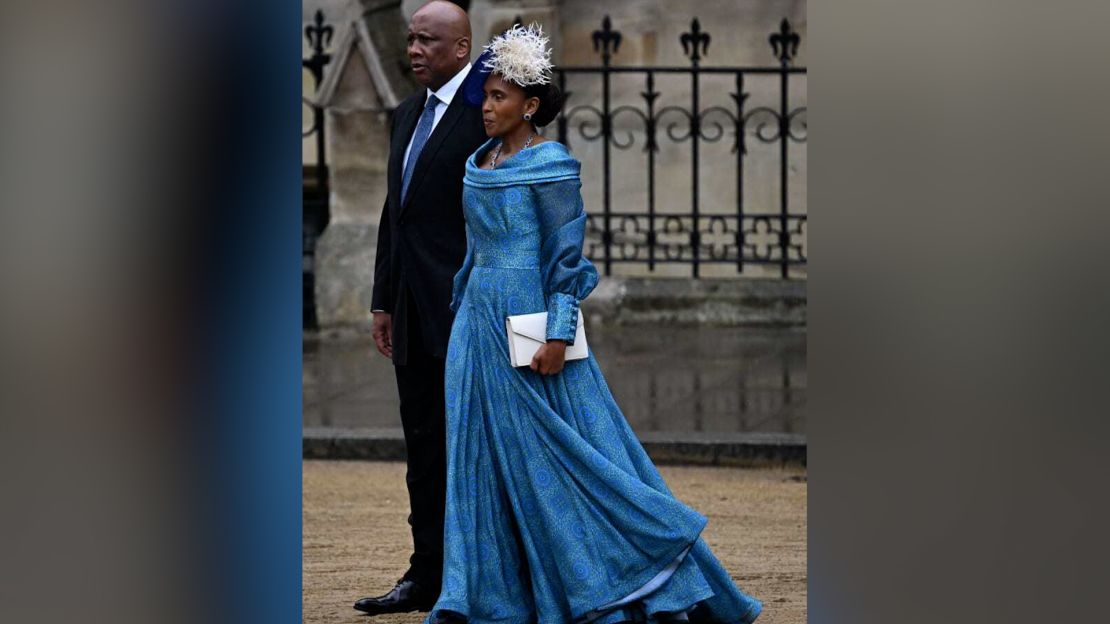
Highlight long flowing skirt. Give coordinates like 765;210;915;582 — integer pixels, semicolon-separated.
425;266;762;624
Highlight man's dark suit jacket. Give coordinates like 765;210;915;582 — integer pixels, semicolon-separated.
371;83;488;366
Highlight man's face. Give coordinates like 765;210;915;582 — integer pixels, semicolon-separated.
407;11;465;90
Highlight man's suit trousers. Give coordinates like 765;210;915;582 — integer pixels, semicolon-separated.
393;287;448;591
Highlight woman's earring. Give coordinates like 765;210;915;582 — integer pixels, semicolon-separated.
523;112;533;121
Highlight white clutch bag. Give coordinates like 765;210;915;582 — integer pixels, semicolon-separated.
505;311;588;367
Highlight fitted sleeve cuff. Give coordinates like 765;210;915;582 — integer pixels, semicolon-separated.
546;292;580;344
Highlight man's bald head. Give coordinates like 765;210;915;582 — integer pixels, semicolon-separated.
414;1;471;40
407;1;472;90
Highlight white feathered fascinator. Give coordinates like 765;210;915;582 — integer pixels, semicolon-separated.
460;22;556;107
481;23;554;87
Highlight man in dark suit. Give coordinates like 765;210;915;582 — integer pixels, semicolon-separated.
354;1;486;618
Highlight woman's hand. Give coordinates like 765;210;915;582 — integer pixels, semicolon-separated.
530;340;567;375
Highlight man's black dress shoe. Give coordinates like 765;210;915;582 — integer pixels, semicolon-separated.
353;579;437;615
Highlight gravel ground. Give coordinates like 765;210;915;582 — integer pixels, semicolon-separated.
304;460;806;624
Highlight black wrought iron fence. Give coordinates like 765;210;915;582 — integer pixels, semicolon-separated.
550;16;807;279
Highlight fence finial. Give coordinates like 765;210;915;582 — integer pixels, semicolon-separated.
592;15;622;60
680;18;710;64
305;9;333;54
769;18;800;64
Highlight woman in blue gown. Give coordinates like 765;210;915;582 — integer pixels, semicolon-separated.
427;25;762;624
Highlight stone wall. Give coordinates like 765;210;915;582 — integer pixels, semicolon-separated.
306;1;418;327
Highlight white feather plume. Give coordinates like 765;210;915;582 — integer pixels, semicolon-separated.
482;23;554;87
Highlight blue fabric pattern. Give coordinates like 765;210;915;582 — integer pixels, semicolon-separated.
429;138;762;624
401;94;440;203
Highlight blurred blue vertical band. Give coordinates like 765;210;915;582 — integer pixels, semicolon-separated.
200;1;301;623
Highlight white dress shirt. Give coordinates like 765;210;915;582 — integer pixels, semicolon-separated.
372;63;473;316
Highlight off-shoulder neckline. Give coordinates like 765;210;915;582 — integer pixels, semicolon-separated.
464;138;579;188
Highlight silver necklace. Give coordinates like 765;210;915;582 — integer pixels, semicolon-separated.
490;132;535;168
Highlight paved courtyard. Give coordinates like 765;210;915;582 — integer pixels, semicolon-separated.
304;460;806;624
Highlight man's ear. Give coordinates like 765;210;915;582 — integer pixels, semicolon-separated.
457;36;471;60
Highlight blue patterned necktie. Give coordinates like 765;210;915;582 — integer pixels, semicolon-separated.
400;94;440;203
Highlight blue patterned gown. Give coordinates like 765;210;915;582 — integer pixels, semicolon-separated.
426;138;762;624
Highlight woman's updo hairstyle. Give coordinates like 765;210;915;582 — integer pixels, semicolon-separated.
522;81;565;128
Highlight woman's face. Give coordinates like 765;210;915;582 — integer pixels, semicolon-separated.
481;74;539;138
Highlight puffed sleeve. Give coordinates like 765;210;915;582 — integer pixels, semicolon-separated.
534;178;600;344
449;223;475;313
